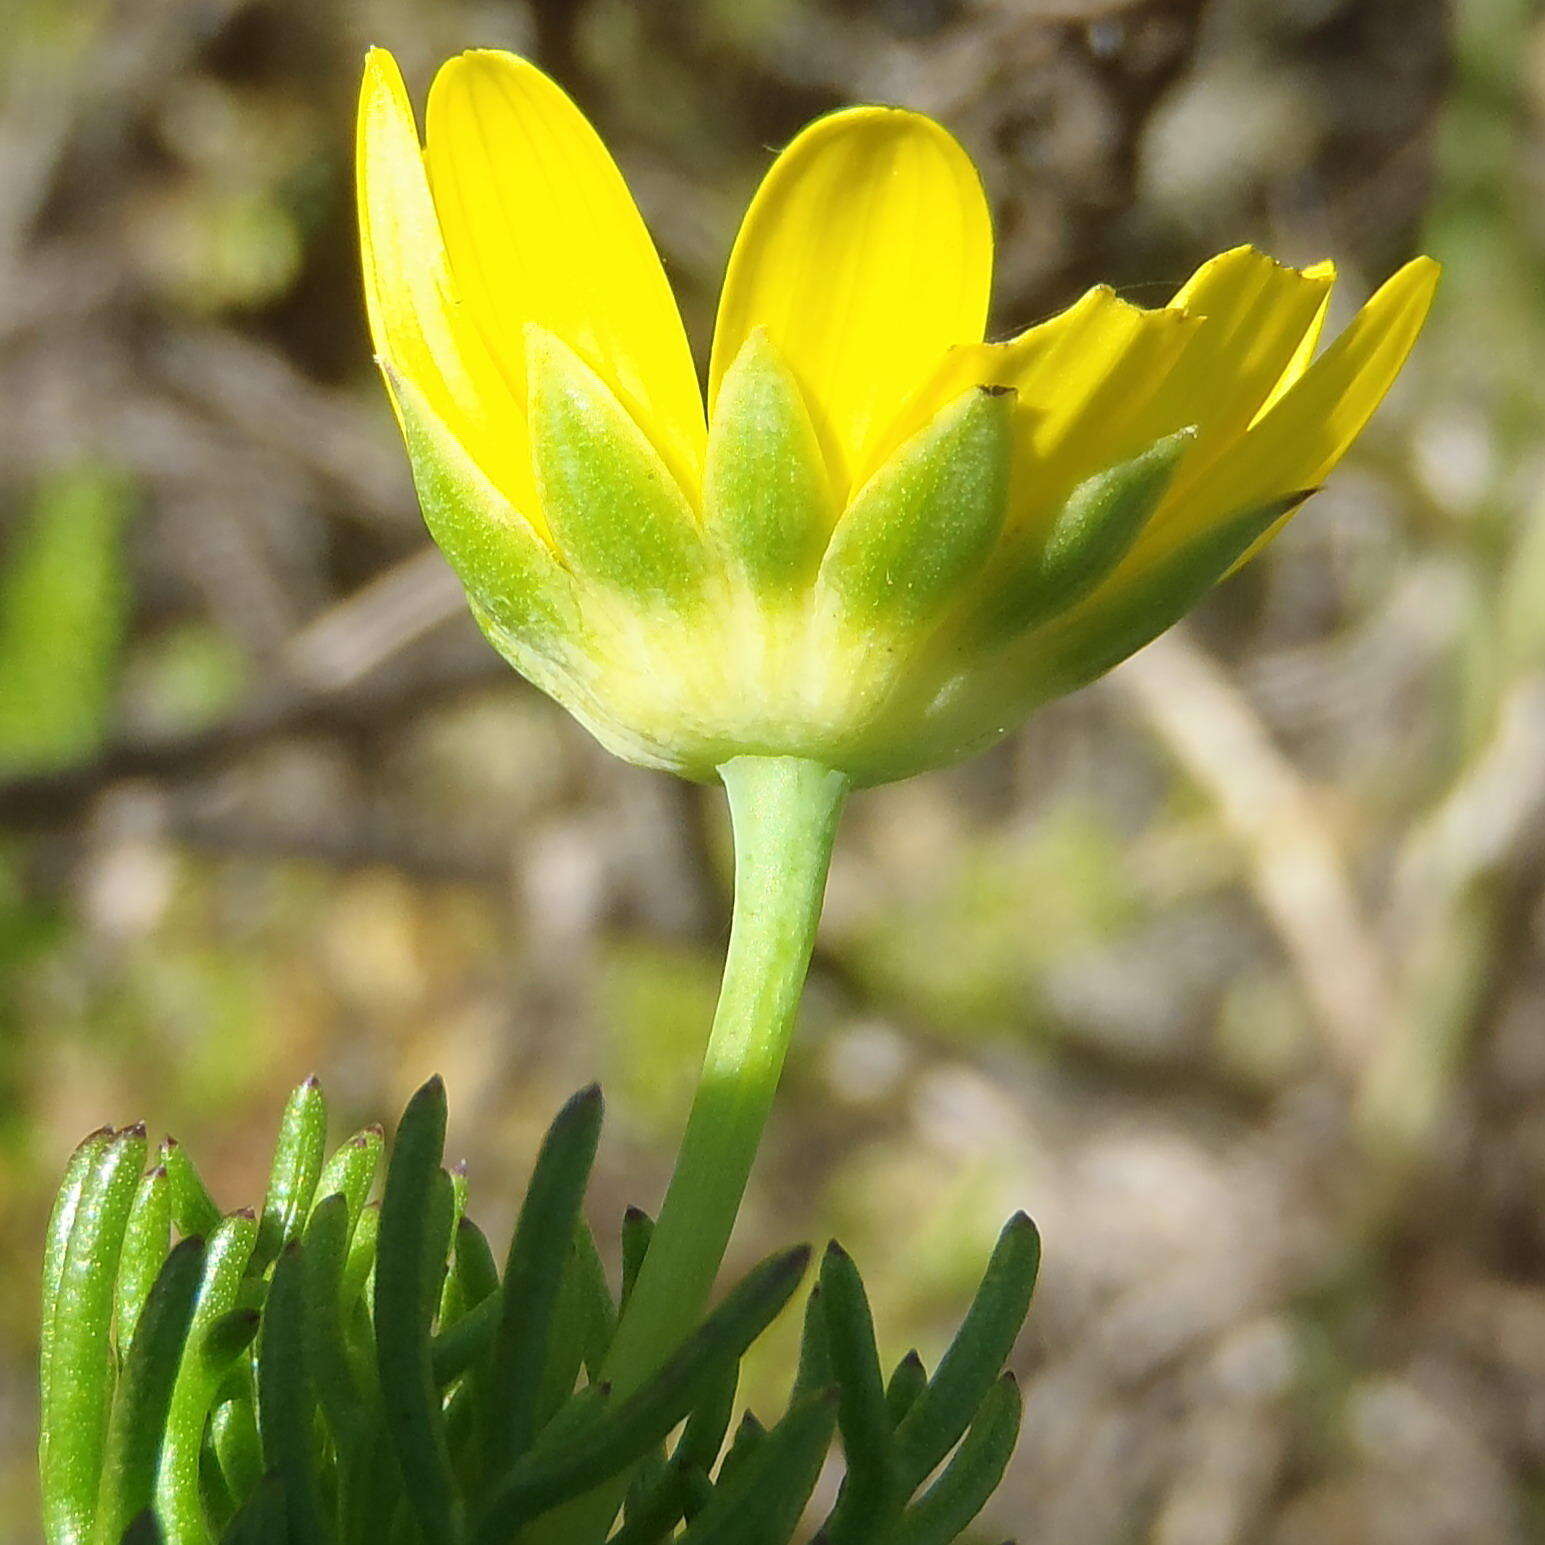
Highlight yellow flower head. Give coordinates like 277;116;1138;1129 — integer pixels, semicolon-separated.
357;47;1437;786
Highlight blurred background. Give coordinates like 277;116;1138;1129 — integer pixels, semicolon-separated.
2;0;1542;1538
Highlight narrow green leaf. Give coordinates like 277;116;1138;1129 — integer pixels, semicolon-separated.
608;1461;694;1545
968;427;1195;647
893;1213;1039;1490
677;1389;838;1545
716;1412;767;1494
258;1242;329;1545
338;1426;401;1545
208;1398;264;1517
535;1233;599;1429
254;1077;328;1269
705;328;833;593
155;1210;260;1545
818;387;1014;633
454;1218;500;1312
436;1161;471;1329
301;1196;367;1454
792;1283;831;1407
94;1236;206;1544
115;1165;172;1356
42;1127;112;1413
311;1124;383;1231
885;1351;927;1429
620;1207;655;1313
427;1217;502;1395
526;325;708;612
197;1431;235;1537
340;1202;378;1307
375;1076;463;1545
483;1085;603;1473
421;1166;457;1328
681;1467;715;1524
892;1375;1022;1545
572;1220;617;1379
819;1243;901;1544
431;1289;497;1389
471;1246;809;1544
158;1139;220;1240
613;1353;740;1543
41;1123;147;1545
532;1379;612;1457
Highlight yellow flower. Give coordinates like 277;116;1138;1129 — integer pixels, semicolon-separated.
357;47;1437;787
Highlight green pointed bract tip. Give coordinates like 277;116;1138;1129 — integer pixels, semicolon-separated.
705;329;833;595
526;325;708;613
386;363;581;651
965;426;1196;650
818;385;1014;635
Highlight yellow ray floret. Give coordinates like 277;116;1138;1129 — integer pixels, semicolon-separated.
424;50;706;498
357;48;538;525
709;105;994;504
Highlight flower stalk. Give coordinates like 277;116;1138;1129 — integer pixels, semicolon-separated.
605;755;848;1401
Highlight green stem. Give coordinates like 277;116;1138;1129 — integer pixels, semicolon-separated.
550;753;847;1543
610;753;847;1391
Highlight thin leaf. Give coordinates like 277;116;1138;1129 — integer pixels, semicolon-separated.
41;1123;147;1545
94;1237;206;1544
893;1214;1038;1490
154;1210;260;1543
258;1242;330;1545
819;1243;901;1544
302;1196;368;1453
41;1127;112;1413
620;1207;654;1312
310;1125;384;1232
115;1166;171;1356
375;1076;463;1545
483;1085;603;1473
891;1375;1022;1545
885;1352;927;1429
159;1139;221;1239
254;1078;328;1269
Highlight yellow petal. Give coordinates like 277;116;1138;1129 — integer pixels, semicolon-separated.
1160;256;1439;539
709;106;992;500
1124;246;1336;460
993;289;1199;524
425;50;705;495
1255;258;1336;419
357;47;537;521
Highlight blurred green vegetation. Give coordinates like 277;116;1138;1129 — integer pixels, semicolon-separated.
4;0;1545;1541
